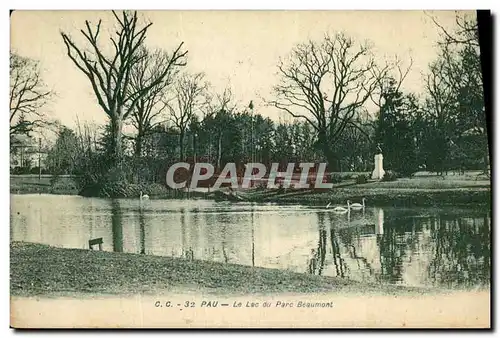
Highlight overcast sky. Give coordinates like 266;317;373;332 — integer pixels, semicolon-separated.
10;10;472;130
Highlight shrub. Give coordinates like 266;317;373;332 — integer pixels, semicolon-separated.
382;170;398;182
256;180;267;190
11;166;31;175
355;174;368;184
330;174;343;183
342;174;353;180
29;166;49;175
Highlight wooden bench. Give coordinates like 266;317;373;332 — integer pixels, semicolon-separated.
88;237;103;251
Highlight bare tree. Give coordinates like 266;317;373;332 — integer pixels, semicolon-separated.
426;11;480;48
424;58;457;128
10;52;52;138
369;56;413;110
129;46;186;157
201;87;235;168
61;10;187;161
201;87;234;120
425;12;488;174
166;72;208;161
269;33;389;171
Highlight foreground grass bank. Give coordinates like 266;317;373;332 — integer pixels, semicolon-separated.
11;242;430;297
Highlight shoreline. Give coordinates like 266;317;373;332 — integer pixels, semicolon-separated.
10;173;491;207
10;186;491;208
11;242;480;299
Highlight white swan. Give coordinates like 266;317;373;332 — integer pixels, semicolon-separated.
140;191;149;201
350;198;366;210
327;200;351;214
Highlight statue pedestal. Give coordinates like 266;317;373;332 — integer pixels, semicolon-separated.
371;154;385;180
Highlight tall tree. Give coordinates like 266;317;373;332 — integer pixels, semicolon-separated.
61;10;187;162
10;52;52;139
375;83;420;176
422;58;457;174
269;33;389;171
166;72;207;161
129;46;185;157
425;12;487;173
45;126;79;175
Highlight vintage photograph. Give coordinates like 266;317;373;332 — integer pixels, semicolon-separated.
9;10;491;328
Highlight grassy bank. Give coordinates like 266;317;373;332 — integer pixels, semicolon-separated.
236;175;491;207
239;187;491;207
10;175;78;195
10;173;491;208
11;242;430;298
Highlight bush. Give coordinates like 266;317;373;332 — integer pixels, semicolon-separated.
342;174;353;180
382;170;398;182
29;166;49;175
330;174;342;184
355;174;368;184
11;166;31;175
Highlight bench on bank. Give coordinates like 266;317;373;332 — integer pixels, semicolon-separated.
88;237;103;251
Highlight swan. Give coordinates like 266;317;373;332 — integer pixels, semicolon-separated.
327;200;351;214
140;191;149;200
350;198;366;210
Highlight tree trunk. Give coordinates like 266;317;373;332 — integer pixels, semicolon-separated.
483;153;490;175
318;132;340;172
217;133;222;171
134;129;144;184
135;129;143;158
179;130;185;161
110;117;123;163
193;133;197;163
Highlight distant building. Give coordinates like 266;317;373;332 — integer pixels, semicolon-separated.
10;134;47;170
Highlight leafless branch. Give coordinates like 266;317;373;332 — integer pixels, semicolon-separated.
10;52;52;137
267;32;388;166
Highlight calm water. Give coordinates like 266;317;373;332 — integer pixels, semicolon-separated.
10;194;491;290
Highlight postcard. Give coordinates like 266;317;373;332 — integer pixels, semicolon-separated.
10;10;491;328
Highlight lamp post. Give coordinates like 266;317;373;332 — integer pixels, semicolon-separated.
249;100;255;188
249;100;254;164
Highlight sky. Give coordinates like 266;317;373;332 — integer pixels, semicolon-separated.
10;10;471;131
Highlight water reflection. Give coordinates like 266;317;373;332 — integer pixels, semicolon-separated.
111;199;123;253
138;207;146;255
10;195;491;289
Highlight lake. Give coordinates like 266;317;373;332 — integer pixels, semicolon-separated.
10;194;491;290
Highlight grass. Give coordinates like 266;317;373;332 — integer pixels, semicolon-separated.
11;242;432;298
10;172;491;207
235;174;491;207
10;175;78;195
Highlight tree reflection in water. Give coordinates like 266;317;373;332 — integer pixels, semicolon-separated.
110;199;123;253
304;207;490;288
308;212;347;277
103;198;489;288
138;206;146;254
427;212;490;288
179;208;194;260
376;218;407;284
